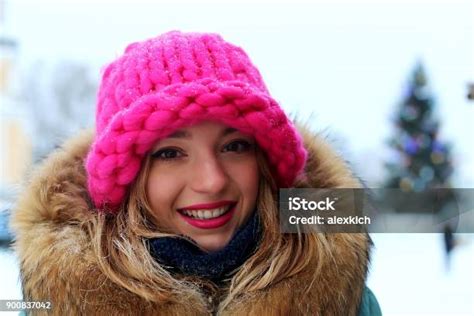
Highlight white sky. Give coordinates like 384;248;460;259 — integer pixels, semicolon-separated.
5;0;474;186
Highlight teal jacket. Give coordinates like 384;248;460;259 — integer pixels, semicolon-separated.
359;287;382;316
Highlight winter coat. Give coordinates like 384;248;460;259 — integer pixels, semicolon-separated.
11;125;381;315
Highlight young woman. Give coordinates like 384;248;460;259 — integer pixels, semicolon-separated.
12;31;381;315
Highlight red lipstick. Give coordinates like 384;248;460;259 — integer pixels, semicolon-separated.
177;201;237;229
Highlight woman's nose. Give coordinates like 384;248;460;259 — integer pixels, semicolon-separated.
190;154;228;194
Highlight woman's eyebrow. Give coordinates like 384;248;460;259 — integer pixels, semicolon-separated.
167;127;238;139
222;127;238;136
168;130;190;138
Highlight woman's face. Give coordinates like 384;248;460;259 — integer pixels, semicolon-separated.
146;121;259;252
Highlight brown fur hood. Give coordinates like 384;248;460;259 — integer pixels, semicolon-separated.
11;124;372;315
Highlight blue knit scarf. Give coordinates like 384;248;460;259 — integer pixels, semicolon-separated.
147;210;262;283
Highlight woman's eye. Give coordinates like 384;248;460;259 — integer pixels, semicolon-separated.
151;148;183;160
223;140;253;153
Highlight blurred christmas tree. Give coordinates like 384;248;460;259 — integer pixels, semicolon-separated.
385;61;456;214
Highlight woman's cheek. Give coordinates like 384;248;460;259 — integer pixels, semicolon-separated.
147;170;176;214
228;157;259;196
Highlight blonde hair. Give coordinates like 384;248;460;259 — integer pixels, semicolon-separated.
88;146;330;310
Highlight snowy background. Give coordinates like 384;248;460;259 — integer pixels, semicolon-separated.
1;0;473;315
6;0;473;186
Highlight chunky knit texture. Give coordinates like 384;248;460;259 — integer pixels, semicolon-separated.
86;31;307;212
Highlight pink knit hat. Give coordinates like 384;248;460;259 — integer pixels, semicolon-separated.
86;31;307;213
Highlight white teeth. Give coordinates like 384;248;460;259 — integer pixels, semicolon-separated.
211;209;220;218
181;206;230;219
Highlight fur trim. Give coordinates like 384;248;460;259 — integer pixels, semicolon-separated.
11;125;371;315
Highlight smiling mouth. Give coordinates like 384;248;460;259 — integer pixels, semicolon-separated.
177;204;236;220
